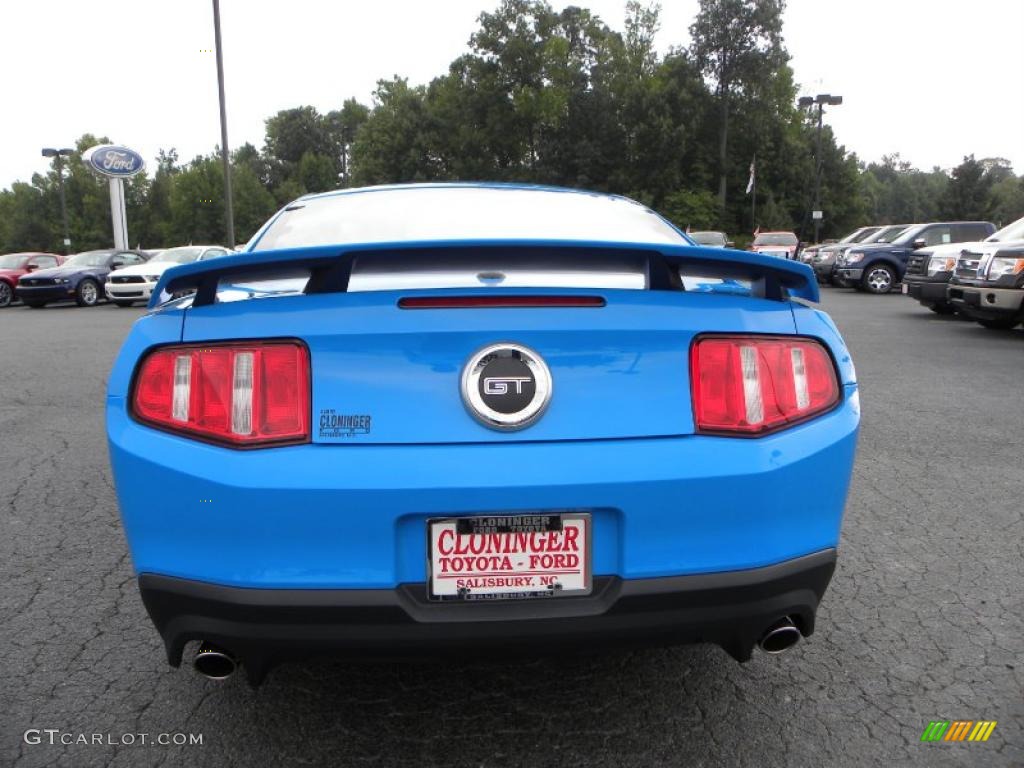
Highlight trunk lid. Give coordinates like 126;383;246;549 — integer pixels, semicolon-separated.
181;287;796;444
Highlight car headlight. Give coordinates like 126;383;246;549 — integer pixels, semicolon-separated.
927;255;956;276
986;255;1024;280
55;278;69;284
845;252;864;264
144;275;160;282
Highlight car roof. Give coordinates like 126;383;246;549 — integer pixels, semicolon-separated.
298;181;626;203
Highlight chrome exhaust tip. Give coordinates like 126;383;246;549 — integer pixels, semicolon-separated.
193;642;237;680
758;617;801;654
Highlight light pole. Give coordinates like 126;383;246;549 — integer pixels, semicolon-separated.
212;0;235;247
41;147;74;253
799;93;842;244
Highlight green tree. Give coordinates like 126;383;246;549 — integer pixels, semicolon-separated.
297;152;338;193
168;155;226;244
231;164;278;242
989;174;1024;226
659;188;718;229
326;99;370;187
689;0;786;222
939;155;992;220
0;183;51;252
264;106;340;188
351;78;437;185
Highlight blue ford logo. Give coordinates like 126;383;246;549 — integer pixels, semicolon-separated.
85;145;145;178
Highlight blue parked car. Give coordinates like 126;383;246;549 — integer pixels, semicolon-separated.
107;183;860;685
17;249;151;307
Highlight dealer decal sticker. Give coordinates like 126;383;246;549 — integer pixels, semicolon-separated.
318;409;372;439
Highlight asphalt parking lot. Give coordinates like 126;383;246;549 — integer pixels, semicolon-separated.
1;290;1021;768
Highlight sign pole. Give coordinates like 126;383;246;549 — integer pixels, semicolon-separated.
109;178;128;249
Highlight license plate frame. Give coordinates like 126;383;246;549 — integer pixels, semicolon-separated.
426;513;591;601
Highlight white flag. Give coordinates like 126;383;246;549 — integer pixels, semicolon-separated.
745;159;755;195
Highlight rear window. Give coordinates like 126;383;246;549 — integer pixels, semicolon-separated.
753;233;797;246
64;251;112;267
688;231;727;246
872;226;911;243
251;186;688;252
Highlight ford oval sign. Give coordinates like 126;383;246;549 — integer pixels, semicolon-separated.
83;145;145;178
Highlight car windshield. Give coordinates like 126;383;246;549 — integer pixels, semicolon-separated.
0;254;28;268
869;225;912;244
157;247;206;264
689;231;727;246
839;227;877;244
63;251;111;267
753;233;797;246
251;186;688;251
892;225;927;245
989;216;1024;242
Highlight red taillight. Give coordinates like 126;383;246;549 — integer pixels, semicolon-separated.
690;335;840;435
132;341;310;447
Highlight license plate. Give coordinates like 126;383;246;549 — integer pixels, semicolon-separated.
902;283;908;294
428;513;591;600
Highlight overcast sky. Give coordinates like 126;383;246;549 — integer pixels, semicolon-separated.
2;0;1021;187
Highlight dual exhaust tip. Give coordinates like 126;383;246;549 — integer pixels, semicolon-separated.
758;617;802;654
193;642;237;680
193;618;801;679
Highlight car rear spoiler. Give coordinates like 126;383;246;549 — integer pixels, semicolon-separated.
151;239;819;309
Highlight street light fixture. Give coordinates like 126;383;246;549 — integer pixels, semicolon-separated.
41;147;74;253
799;93;843;244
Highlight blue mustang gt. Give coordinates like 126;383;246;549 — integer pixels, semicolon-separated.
107;183;859;685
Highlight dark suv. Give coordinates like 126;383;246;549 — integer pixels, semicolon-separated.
835;222;996;294
903;216;1024;314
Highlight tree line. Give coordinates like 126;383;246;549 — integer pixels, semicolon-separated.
2;0;1022;255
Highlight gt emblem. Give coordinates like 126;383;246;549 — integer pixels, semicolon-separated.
461;344;552;430
483;376;531;395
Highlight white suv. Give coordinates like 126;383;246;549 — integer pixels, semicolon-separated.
105;245;229;306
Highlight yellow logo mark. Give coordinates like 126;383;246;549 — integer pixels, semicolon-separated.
967;721;997;742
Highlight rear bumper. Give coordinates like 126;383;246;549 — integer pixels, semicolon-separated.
140;548;837;683
902;275;949;303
